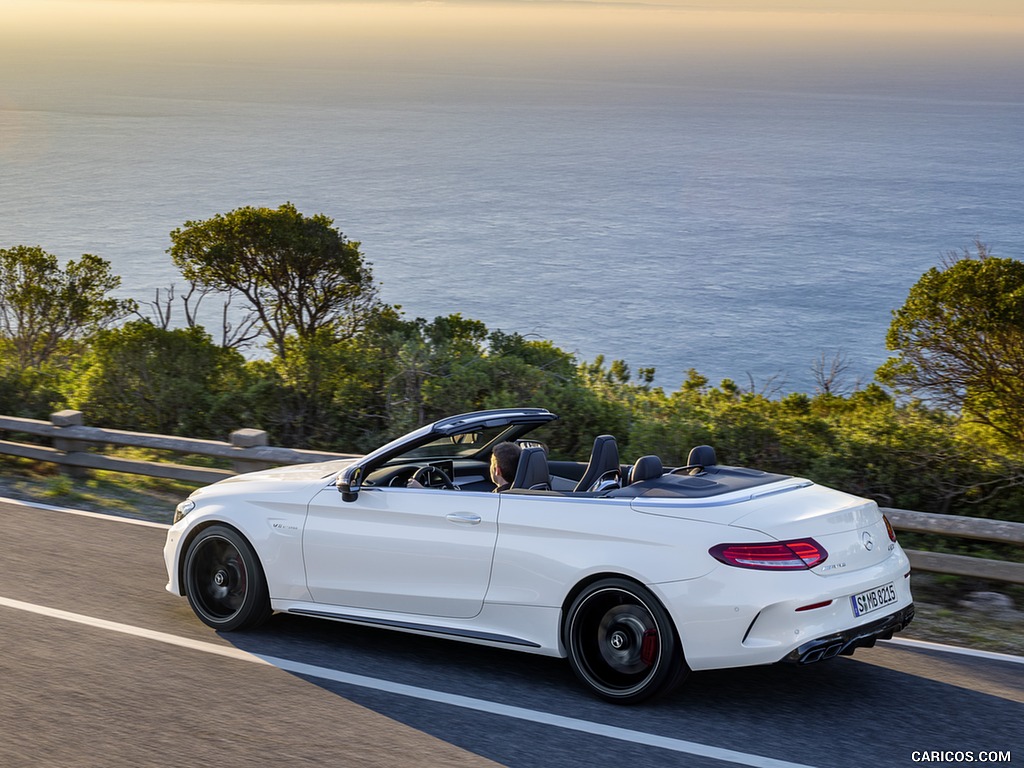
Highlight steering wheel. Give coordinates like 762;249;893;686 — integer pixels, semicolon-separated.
411;465;457;490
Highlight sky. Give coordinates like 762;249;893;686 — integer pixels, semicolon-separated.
4;1;1023;58
3;0;1023;99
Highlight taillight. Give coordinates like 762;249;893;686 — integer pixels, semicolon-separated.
883;515;897;542
709;539;828;570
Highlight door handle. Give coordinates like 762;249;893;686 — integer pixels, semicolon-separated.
446;512;482;525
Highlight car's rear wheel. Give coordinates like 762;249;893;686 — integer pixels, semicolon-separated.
183;525;272;631
565;578;688;703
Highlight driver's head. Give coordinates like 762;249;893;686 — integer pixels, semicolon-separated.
490;442;522;486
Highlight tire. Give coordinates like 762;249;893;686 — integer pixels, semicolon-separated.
183;525;272;631
565;578;689;704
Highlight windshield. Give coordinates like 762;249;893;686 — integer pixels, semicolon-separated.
398;424;518;460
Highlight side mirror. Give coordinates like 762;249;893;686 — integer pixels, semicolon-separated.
337;465;363;502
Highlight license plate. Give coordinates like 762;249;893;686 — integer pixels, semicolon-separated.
850;582;898;617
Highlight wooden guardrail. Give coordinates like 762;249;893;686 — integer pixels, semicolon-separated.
1;411;1022;584
0;410;356;484
880;508;1024;585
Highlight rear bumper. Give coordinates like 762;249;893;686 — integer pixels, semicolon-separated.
782;603;915;664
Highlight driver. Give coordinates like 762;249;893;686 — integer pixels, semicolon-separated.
405;440;523;491
489;441;522;492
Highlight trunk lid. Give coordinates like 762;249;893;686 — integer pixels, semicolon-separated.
727;485;895;575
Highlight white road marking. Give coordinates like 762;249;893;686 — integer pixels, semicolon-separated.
0;595;272;664
880;637;1024;666
0;594;814;768
0;495;169;528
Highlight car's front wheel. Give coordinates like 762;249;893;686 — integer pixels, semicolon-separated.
183;525;272;631
565;578;688;703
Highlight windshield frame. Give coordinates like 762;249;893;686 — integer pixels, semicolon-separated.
335;408;558;500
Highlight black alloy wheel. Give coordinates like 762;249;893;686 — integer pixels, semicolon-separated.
183;525;272;631
565;578;688;703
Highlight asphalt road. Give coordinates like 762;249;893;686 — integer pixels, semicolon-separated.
1;498;1021;768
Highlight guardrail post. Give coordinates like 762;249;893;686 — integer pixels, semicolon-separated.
229;428;275;474
51;410;89;478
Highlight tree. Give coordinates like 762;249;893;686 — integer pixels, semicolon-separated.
168;203;386;360
135;282;261;350
811;350;852;396
69;320;251;437
0;246;133;369
239;306;409;451
877;244;1024;450
384;314;491;432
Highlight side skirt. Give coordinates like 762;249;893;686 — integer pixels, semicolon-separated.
287;608;543;649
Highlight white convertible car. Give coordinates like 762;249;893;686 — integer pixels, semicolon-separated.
164;407;914;703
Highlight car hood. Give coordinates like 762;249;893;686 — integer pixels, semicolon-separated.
202;458;357;494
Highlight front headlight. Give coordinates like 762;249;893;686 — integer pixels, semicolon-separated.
173;499;196;524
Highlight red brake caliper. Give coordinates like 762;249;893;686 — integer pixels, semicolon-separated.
640;629;659;666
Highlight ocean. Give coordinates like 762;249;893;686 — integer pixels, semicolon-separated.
2;14;1023;395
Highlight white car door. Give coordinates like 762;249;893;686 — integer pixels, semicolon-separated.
302;485;500;619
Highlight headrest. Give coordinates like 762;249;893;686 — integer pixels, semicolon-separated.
687;445;717;467
512;446;551;490
573;435;621;492
629;455;664;484
590;435;619;466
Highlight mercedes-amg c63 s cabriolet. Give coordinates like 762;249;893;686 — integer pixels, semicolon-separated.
164;407;914;703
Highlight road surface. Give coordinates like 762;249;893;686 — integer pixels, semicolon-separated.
1;499;1020;768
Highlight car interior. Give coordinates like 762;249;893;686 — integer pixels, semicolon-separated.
362;429;789;500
